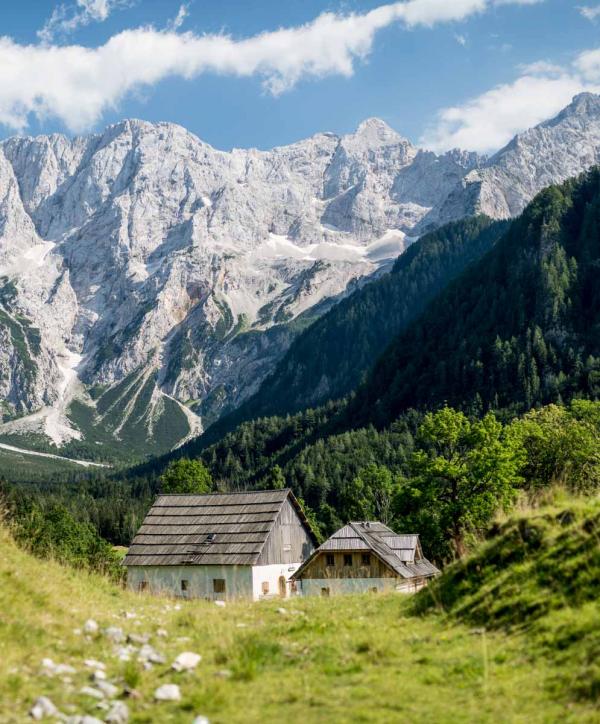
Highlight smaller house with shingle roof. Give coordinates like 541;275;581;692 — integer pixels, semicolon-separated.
291;521;440;596
124;489;318;601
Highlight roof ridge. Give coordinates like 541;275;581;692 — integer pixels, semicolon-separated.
157;488;291;498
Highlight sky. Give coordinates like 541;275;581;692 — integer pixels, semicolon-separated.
0;0;599;154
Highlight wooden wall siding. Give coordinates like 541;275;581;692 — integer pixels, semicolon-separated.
297;551;395;580
257;498;315;566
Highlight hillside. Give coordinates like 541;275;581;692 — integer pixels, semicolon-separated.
216;216;507;426
348;168;600;428
1;498;599;723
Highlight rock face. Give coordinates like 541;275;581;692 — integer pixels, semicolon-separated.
1;94;600;458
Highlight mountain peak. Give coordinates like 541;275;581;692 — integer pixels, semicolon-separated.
352;117;405;145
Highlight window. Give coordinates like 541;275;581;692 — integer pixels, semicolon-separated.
213;578;226;594
343;554;352;567
181;579;189;592
362;554;371;566
321;587;330;597
371;587;378;594
138;581;148;592
326;554;335;566
262;581;270;595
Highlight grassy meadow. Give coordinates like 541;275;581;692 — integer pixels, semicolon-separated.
1;496;599;723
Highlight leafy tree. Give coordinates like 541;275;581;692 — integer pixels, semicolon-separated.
340;464;398;524
160;458;213;495
401;408;524;559
508;401;600;493
264;464;286;489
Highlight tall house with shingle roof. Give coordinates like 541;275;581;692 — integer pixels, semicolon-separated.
291;521;440;596
124;489;319;601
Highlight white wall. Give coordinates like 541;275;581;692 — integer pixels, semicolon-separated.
126;565;253;601
298;577;426;597
251;562;303;600
127;562;306;601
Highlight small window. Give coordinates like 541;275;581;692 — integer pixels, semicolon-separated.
181;579;189;592
321;587;330;597
362;554;371;566
371;587;378;594
261;581;270;595
138;581;148;592
283;543;292;552
343;554;352;567
213;578;226;594
326;553;335;566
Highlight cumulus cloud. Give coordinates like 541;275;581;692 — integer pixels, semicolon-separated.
38;1;131;43
421;54;600;153
1;0;542;133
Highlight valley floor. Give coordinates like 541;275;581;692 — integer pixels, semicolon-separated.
0;526;596;724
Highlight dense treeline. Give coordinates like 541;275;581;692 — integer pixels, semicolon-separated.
347;169;600;428
0;480;124;580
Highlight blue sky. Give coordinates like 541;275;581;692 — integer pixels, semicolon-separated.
0;1;598;153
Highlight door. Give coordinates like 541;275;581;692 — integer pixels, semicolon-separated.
278;576;287;598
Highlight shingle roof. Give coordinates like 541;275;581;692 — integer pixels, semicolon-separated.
293;521;440;580
123;488;318;567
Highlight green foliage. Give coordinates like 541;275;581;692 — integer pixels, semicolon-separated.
0;482;122;580
349;169;600;427
264;464;286;489
395;409;525;559
508;400;600;494
160;458;213;494
339;463;400;524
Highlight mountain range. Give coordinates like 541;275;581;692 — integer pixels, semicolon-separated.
2;92;600;462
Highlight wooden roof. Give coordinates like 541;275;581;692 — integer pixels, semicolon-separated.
123;488;318;567
293;521;440;580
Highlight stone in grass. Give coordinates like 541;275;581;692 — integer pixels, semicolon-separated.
29;696;58;720
96;680;120;699
214;600;226;608
103;627;125;644
83;620;99;635
138;644;166;665
105;701;129;723
126;633;149;645
172;652;202;672
80;686;105;700
154;684;181;702
192;717;210;724
84;660;106;671
64;716;104;724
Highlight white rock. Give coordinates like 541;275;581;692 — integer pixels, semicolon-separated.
138;644;166;664
192;717;210;724
154;684;181;702
105;701;129;723
96;680;120;699
214;600;226;608
276;607;287;615
80;686;105;700
92;670;107;682
156;629;168;638
84;660;106;670
29;696;58;720
83;620;99;635
172;652;202;672
103;627;125;643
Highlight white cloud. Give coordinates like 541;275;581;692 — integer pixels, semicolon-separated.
455;33;467;46
1;0;544;133
38;1;131;44
168;4;189;33
421;53;600;154
579;5;600;21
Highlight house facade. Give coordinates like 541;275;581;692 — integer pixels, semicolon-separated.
292;521;439;596
124;488;318;601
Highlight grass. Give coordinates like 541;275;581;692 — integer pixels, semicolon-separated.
1;500;599;722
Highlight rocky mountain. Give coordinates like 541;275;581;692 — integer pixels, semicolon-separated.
1;93;600;461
